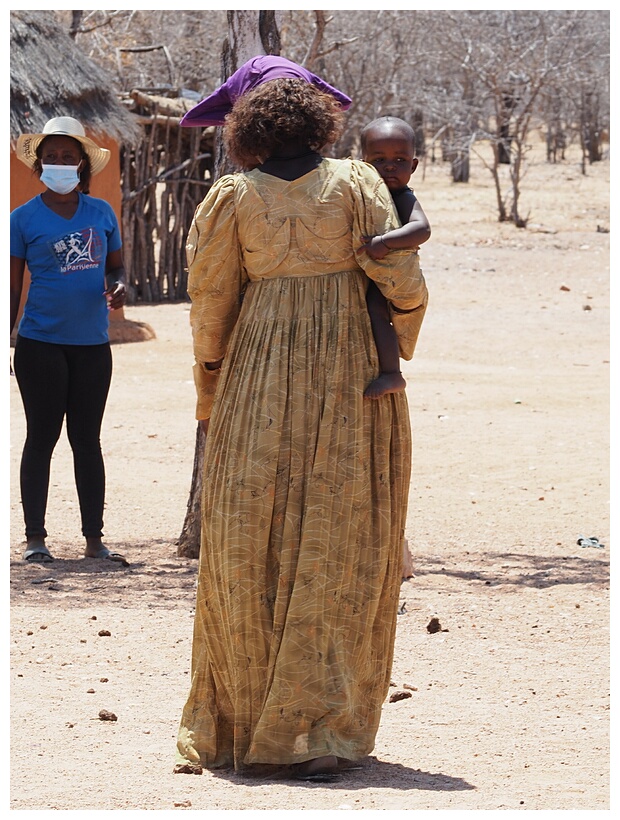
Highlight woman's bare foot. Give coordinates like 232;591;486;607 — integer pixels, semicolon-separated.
336;757;364;770
364;371;407;399
291;755;339;781
84;537;106;557
84;537;129;565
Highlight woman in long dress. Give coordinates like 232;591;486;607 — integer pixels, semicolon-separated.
175;76;428;780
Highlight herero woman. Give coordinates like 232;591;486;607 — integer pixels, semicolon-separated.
175;57;428;781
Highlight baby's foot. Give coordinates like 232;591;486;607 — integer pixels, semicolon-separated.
364;372;407;399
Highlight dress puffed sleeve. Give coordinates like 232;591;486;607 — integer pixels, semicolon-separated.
350;160;428;360
187;174;249;420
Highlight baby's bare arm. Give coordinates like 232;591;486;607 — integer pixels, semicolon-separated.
361;192;431;260
381;196;431;251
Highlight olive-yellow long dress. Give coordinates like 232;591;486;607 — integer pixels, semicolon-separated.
176;158;428;771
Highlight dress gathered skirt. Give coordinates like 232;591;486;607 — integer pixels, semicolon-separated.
176;158;428;770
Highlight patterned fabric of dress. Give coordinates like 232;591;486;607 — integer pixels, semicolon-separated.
177;158;428;770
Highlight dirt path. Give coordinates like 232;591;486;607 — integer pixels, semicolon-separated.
9;141;609;810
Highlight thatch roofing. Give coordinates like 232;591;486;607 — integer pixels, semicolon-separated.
10;10;141;145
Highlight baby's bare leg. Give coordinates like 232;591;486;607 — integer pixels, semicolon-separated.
364;282;406;399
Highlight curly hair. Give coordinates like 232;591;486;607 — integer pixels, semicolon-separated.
34;136;93;194
224;78;346;169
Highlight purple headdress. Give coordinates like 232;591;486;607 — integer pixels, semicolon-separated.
180;55;352;127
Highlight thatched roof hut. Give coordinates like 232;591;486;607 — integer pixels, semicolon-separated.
10;9;140;145
10;9;140;217
10;10;210;321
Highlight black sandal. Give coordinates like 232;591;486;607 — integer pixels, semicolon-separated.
23;545;54;563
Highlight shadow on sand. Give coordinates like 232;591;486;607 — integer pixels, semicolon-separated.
187;757;475;793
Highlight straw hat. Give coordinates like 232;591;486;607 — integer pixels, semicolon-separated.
15;116;111;176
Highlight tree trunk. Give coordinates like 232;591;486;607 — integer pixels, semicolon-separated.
69;10;83;39
450;151;470;183
176;424;206;558
411;109;426;159
490;146;508;223
582;91;603;165
497;90;516;165
177;10;282;558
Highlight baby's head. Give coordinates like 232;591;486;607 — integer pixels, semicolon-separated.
361;116;418;192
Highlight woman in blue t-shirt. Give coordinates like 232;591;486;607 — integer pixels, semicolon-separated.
10;116;128;565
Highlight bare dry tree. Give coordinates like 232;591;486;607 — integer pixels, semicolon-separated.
176;9;282;558
63;10;609;233
426;10;607;225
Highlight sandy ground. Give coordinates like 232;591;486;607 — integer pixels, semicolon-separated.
8;141;610;811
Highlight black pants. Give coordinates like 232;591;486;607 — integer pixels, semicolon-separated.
13;335;112;540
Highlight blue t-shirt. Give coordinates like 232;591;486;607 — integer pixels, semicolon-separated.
10;193;122;345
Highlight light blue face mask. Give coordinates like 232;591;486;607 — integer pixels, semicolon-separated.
40;164;81;195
